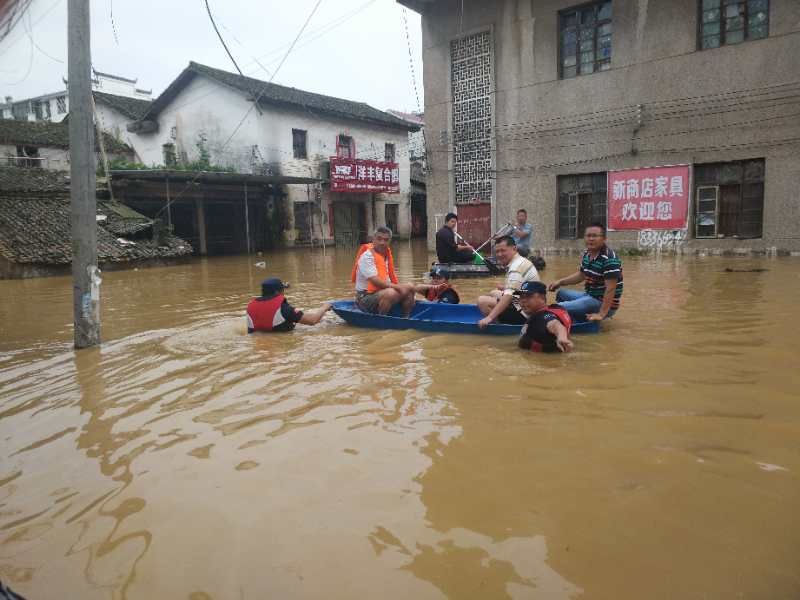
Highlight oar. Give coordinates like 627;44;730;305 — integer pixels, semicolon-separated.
473;222;513;255
454;231;503;275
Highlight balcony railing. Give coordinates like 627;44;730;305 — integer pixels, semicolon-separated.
5;156;48;168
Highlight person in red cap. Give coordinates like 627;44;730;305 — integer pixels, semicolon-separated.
246;278;331;333
514;281;573;353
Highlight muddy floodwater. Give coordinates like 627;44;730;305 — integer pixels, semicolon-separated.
1;241;798;599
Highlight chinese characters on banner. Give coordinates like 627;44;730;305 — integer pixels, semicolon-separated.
607;165;690;230
329;157;400;193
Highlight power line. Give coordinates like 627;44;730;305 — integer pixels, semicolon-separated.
0;5;34;85
26;7;63;63
109;0;119;45
204;0;243;76
142;0;378;117
153;0;325;217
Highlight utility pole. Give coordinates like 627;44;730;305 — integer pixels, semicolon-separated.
68;0;100;348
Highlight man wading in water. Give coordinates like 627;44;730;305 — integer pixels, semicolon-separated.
477;236;540;328
246;278;332;333
352;227;417;316
515;281;573;353
549;223;623;321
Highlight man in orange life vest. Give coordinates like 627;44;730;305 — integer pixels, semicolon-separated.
352;226;416;316
515;281;574;353
247;278;331;333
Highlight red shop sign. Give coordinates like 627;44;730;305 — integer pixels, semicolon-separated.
329;157;400;194
607;165;690;230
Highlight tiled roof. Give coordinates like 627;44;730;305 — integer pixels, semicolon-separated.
93;91;152;120
0;190;192;265
140;62;418;132
0;119;133;155
0;167;69;193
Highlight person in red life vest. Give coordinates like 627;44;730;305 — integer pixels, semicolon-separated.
514;281;574;353
246;278;331;333
352;226;417;315
414;266;460;304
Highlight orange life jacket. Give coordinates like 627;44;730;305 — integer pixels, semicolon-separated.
351;243;398;293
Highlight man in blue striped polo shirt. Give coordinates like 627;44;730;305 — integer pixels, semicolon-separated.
548;223;623;321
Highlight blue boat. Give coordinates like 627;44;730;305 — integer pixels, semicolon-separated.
331;300;600;335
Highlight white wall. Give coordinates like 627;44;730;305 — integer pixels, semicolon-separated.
133;75;414;238
93;103;146;161
0;143;69;170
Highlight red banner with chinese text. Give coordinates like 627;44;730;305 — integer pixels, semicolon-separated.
329;157;400;194
607;165;690;230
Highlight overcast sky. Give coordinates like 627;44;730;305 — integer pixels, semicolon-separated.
0;0;424;113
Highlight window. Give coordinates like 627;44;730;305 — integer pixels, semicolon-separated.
162;143;177;167
384;143;396;163
292;128;307;159
15;145;41;168
33;101;44;120
700;0;768;49
56;95;66;114
557;172;607;239
694;159;764;238
336;134;354;158
559;1;612;79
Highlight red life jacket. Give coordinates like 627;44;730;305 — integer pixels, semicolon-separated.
425;283;460;303
526;305;572;353
246;294;286;332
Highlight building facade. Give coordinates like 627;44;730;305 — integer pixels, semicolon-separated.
1;72;152;161
401;0;800;254
127;62;418;245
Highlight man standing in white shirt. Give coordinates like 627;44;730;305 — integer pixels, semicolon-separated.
477;236;540;328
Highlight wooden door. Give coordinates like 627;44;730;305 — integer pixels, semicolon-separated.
456;202;491;247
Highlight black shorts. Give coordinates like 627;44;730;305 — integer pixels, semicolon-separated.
497;303;527;325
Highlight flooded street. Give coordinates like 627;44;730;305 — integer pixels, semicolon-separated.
1;240;798;599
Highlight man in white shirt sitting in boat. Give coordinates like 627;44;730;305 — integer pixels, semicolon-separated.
353;226;417;316
477;235;540;328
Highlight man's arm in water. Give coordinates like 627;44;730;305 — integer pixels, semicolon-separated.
546;319;573;352
299;302;332;326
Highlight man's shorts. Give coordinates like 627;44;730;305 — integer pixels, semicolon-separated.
497;303;527;325
355;291;381;314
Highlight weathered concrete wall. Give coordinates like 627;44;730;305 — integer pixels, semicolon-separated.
133;75;413;240
0;143;69;170
418;0;800;253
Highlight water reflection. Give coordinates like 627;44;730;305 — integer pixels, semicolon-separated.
1;244;799;599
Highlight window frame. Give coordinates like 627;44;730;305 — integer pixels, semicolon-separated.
384;142;396;163
558;0;613;80
556;172;608;239
336;134;355;159
693;158;765;239
695;185;720;238
56;96;67;114
697;0;770;51
292;128;308;159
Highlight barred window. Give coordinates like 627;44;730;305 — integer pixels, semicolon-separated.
56;96;66;114
384;143;396;163
694;159;764;239
699;0;768;49
559;1;612;79
336;134;354;158
557;173;607;239
292;129;307;159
